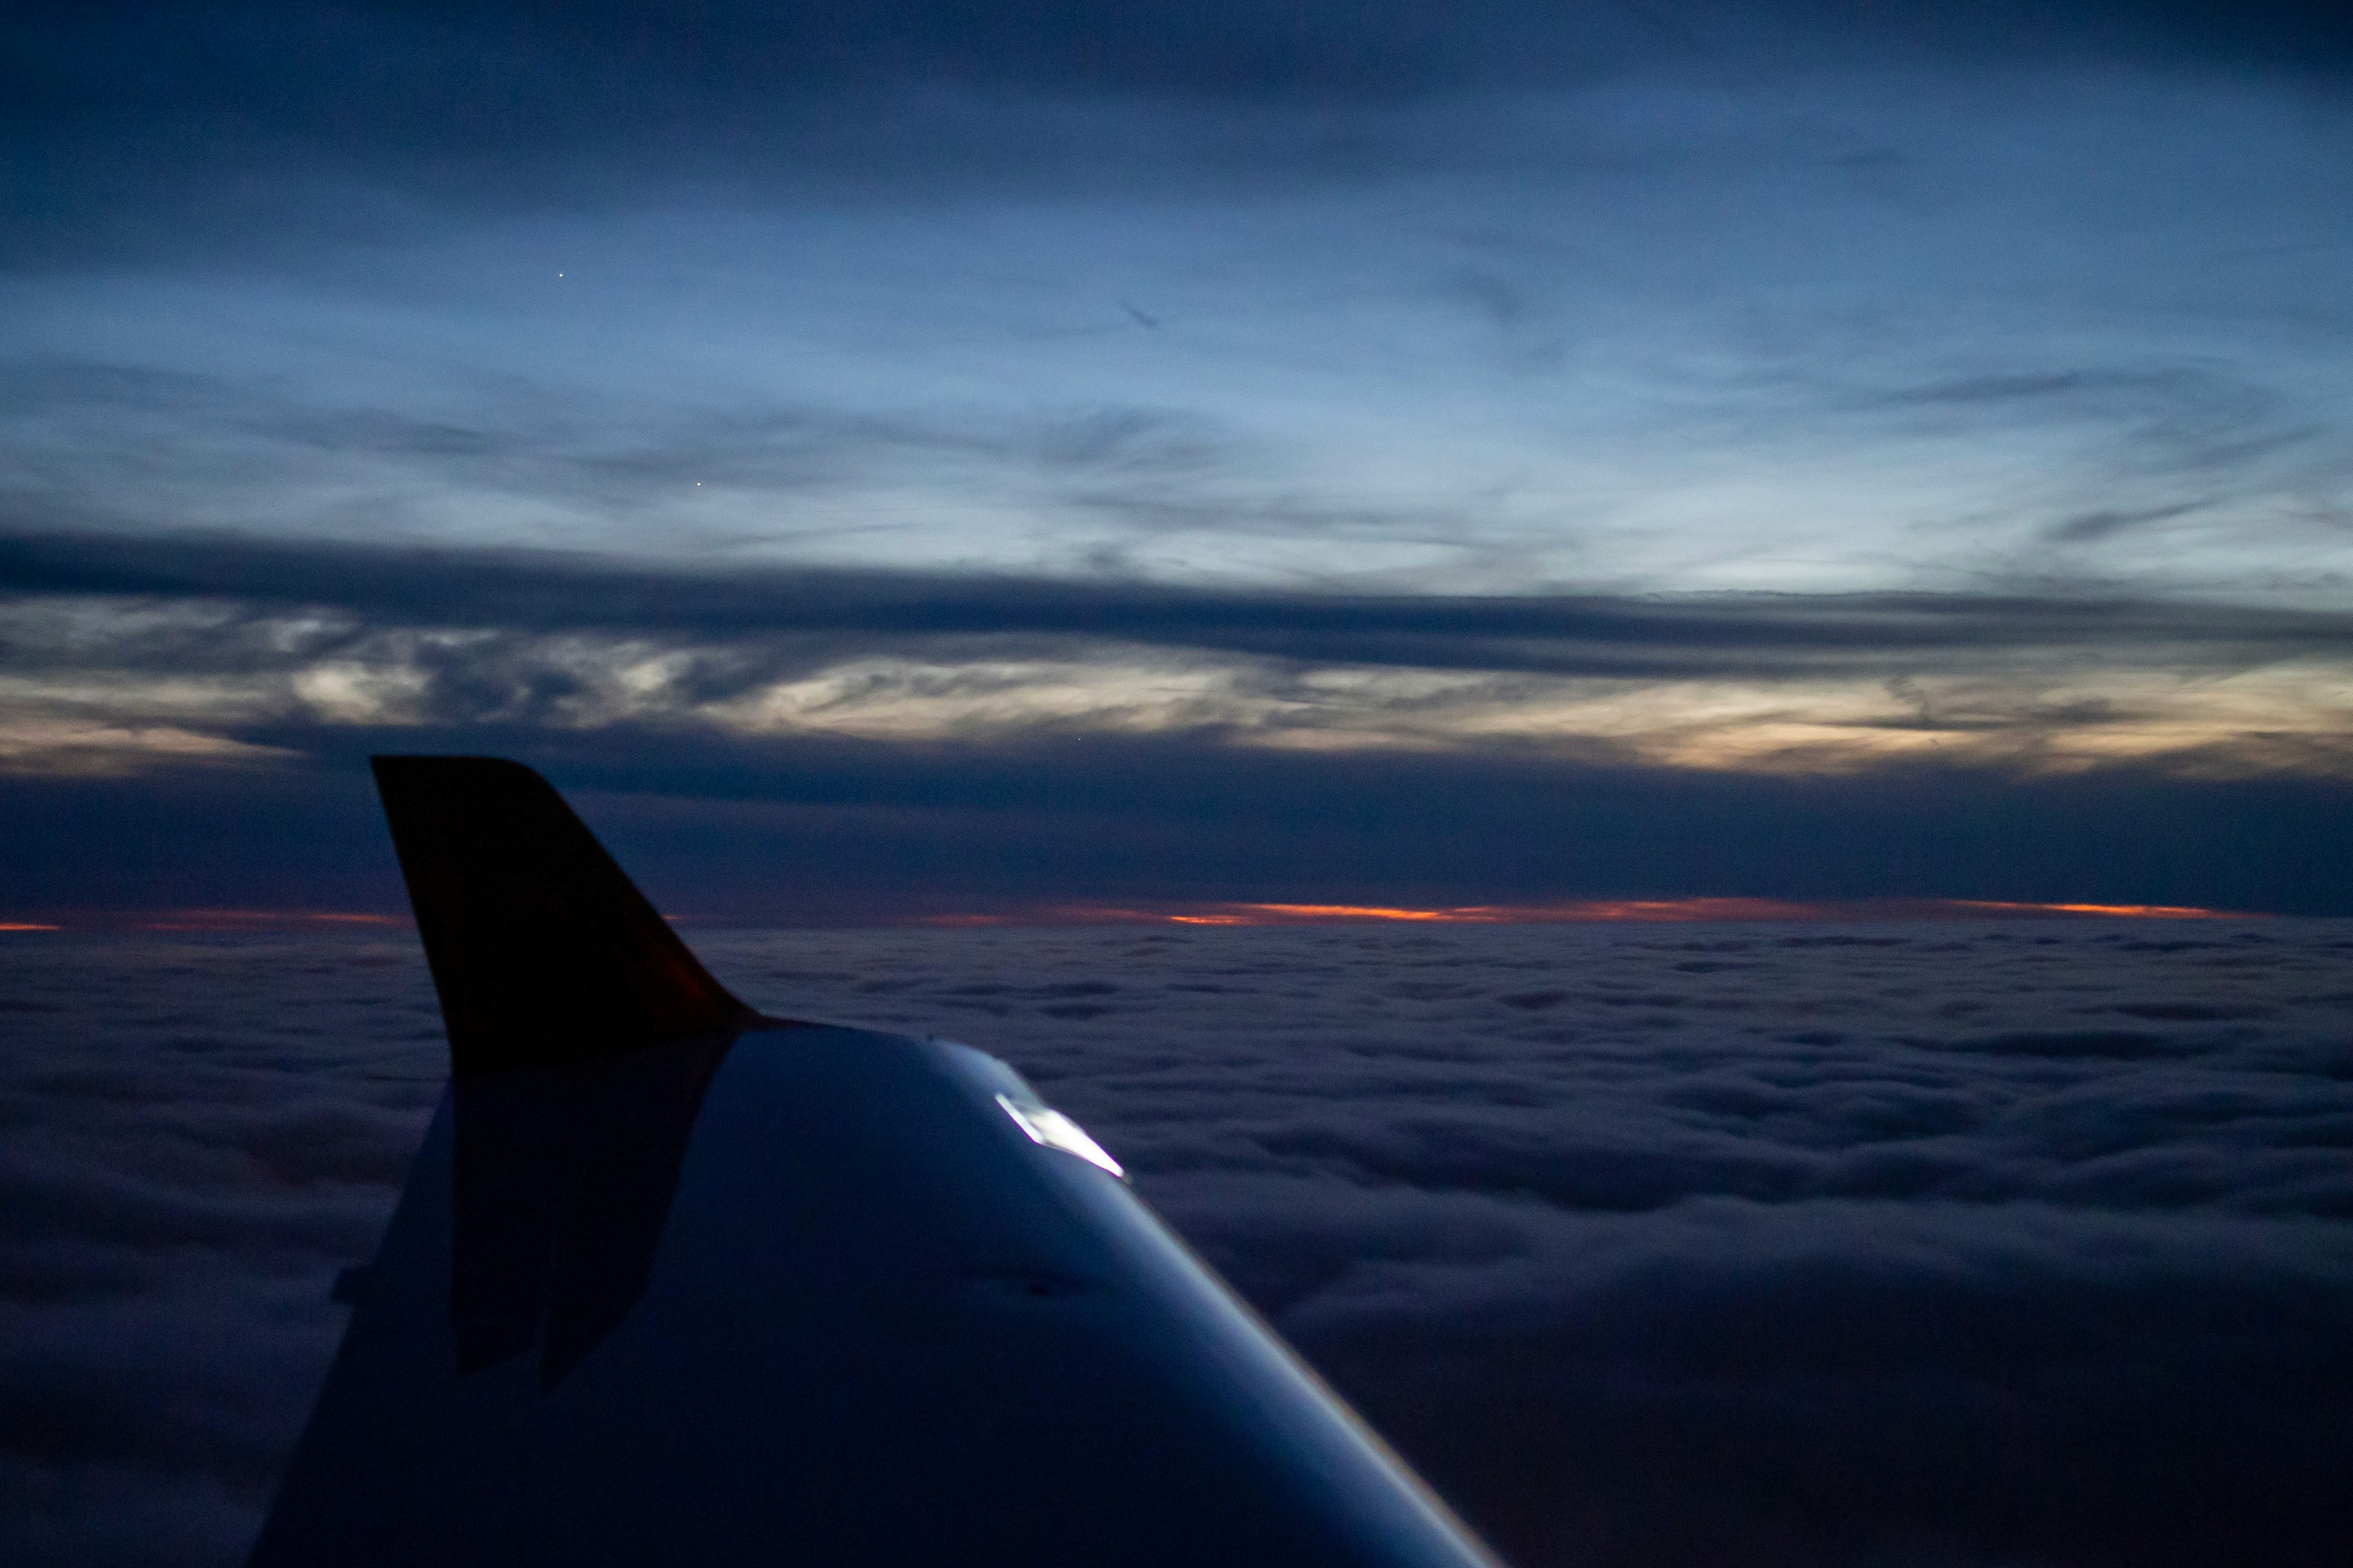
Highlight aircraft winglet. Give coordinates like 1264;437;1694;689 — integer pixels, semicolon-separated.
370;756;765;1075
259;759;1504;1568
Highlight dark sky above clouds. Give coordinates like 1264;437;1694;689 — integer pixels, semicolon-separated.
5;2;2353;912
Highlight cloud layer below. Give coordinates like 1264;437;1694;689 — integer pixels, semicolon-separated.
4;919;2350;1566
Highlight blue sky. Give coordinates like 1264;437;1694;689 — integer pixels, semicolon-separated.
5;3;2352;911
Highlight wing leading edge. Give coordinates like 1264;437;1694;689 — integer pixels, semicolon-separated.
249;757;1502;1568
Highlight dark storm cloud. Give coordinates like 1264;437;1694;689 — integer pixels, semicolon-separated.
7;526;2349;685
5;922;2350;1566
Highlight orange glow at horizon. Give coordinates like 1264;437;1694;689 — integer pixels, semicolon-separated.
1237;902;1462;921
1185;898;1903;924
49;900;2259;934
127;909;409;932
923;896;2259;926
1945;899;2235;920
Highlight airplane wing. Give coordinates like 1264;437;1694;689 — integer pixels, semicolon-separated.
249;756;1503;1567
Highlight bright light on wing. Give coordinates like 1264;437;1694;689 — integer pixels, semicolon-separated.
995;1093;1126;1179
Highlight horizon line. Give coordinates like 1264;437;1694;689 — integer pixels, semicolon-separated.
913;897;2261;927
1;896;2275;933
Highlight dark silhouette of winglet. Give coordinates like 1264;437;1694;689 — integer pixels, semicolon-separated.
371;756;769;1075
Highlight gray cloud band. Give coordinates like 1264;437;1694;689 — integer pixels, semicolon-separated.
7;529;2349;681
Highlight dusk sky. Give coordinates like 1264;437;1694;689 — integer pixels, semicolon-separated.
7;2;2353;917
9;15;2353;1567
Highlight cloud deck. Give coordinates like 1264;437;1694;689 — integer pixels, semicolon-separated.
4;919;2349;1566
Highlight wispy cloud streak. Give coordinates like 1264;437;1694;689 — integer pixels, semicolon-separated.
4;529;2348;780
